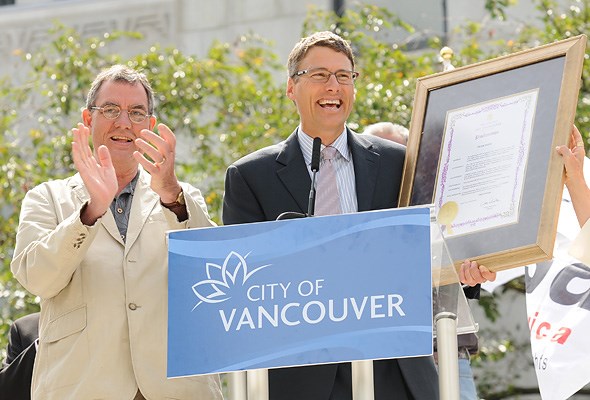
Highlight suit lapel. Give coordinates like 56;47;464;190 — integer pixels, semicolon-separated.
348;130;380;212
69;174;123;244
276;130;312;214
125;170;159;254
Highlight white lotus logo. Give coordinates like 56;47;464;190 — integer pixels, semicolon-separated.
191;251;270;310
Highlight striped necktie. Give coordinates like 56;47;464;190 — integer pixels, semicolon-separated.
315;146;342;216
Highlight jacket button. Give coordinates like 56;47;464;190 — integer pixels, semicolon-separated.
128;303;138;310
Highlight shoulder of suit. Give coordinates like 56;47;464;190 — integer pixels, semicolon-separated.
25;175;77;198
354;132;406;155
230;140;286;168
13;312;40;336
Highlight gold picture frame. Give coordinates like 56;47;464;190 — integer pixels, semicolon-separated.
400;35;587;276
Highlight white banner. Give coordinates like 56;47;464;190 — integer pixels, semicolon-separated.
525;250;590;399
525;157;590;399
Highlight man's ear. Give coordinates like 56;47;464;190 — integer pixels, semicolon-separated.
149;115;157;130
82;108;92;127
286;77;296;102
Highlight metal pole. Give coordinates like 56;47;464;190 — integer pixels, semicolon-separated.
246;369;269;400
435;312;460;400
352;360;375;400
333;0;345;17
227;371;247;400
441;0;449;46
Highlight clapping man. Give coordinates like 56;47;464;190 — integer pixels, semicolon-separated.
11;65;222;399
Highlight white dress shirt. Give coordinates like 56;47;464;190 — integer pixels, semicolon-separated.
297;126;358;214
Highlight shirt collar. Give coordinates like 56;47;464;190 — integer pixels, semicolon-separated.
297;126;351;166
117;170;140;198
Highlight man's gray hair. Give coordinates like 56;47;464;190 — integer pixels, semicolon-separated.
86;65;155;114
364;122;409;146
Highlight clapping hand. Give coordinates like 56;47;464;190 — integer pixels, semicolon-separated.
72;123;118;225
133;123;182;203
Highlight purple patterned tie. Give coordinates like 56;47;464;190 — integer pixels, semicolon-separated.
315;146;342;216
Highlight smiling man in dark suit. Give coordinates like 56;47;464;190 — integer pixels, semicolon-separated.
223;31;494;400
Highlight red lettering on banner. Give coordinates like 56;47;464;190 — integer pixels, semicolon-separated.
528;311;572;344
552;327;571;344
536;322;550;339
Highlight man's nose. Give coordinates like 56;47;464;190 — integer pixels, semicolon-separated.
325;74;341;90
114;110;133;128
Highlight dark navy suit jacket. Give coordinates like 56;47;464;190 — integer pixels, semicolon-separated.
223;129;439;400
1;312;39;400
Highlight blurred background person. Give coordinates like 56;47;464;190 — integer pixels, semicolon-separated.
0;312;39;400
363;121;409;145
366;122;485;400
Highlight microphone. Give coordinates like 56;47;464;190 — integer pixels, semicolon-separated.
276;137;322;221
307;137;322;216
276;211;307;220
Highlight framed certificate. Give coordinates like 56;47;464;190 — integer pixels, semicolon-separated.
399;34;587;274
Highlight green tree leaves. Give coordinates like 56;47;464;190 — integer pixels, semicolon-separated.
1;7;589;395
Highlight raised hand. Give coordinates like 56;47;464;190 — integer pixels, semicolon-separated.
556;125;586;185
133;123;182;203
72;123;118;225
459;260;497;287
556;125;590;227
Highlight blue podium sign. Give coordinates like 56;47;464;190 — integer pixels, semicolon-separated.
168;207;432;377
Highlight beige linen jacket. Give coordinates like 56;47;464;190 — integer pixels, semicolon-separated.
11;170;222;400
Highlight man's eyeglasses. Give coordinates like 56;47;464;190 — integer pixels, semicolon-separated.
292;68;359;85
89;105;152;124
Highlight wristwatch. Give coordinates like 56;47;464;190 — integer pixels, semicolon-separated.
161;190;185;208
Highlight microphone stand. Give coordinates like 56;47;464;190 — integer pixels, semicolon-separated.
307;167;318;217
276;211;307;220
276;137;322;221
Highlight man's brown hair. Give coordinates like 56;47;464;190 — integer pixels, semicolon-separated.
287;31;355;78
